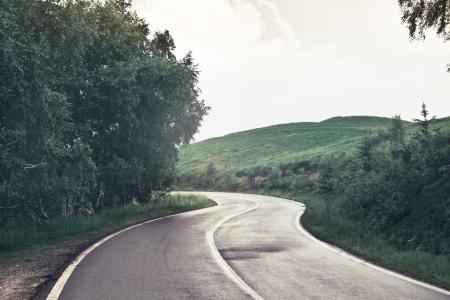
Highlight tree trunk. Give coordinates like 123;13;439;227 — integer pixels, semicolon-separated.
27;199;50;224
62;196;67;217
95;186;105;210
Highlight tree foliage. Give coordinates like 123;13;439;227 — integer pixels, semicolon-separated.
0;0;208;224
399;0;450;70
318;105;450;254
399;0;450;41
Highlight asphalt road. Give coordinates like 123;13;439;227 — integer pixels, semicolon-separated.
49;192;450;300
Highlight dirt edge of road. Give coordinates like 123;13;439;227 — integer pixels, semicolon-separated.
0;232;111;300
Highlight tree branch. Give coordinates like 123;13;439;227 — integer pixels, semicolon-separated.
24;163;47;169
0;200;32;209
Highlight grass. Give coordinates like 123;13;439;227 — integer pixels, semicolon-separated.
292;192;450;290
178;116;450;177
178;116;407;175
0;193;214;257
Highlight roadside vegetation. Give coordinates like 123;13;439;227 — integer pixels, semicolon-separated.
299;193;450;290
0;194;213;256
177;107;450;289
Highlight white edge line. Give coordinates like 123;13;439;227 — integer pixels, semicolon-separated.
203;193;264;300
46;195;216;300
293;204;450;296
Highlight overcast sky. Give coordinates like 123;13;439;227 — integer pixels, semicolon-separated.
134;0;450;141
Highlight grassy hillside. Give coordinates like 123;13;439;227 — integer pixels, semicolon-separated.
178;116;450;176
178;116;415;176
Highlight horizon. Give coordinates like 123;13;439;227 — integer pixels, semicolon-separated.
187;113;444;143
134;0;450;142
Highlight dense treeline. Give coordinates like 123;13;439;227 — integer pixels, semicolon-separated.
0;0;208;224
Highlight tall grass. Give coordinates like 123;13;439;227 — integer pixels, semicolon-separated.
293;192;450;290
0;194;213;256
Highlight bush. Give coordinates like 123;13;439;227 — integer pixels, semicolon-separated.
318;109;450;255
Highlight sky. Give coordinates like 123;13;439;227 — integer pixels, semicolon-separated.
133;0;450;141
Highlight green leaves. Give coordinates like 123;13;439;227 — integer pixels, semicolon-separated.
399;0;450;70
399;0;450;41
0;0;208;224
324;109;450;254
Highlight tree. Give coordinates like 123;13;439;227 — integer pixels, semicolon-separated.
389;115;406;144
399;0;450;40
0;0;99;222
399;0;450;70
149;30;177;60
0;0;209;224
389;115;412;162
414;103;436;137
206;162;217;185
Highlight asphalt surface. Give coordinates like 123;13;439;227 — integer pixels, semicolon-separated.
52;192;450;300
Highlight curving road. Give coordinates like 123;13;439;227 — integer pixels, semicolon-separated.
47;192;450;300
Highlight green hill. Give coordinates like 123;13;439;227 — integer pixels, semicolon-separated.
178;116;407;175
178;115;450;177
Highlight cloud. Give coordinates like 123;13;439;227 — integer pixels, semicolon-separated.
133;0;299;52
227;0;295;41
133;0;450;141
132;0;373;139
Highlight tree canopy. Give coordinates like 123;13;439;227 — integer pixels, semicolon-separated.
0;0;209;224
399;0;450;70
399;0;450;41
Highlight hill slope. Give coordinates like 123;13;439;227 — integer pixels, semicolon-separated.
178;116;405;175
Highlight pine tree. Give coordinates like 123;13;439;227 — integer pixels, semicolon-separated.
414;103;436;138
